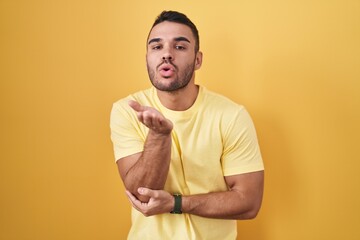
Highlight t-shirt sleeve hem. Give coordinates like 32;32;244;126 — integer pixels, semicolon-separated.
223;163;264;176
114;148;143;162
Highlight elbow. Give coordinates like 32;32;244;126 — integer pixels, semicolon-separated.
124;181;151;203
238;191;263;220
126;186;151;203
241;208;260;220
125;185;150;203
135;193;151;203
236;204;262;220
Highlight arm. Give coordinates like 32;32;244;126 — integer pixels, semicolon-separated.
182;171;264;219
125;170;264;220
117;100;173;203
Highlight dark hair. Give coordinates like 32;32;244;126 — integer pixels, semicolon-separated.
150;11;200;53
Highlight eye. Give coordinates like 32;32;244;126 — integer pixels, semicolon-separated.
175;45;186;50
151;45;162;50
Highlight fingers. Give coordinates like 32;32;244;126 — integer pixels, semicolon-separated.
128;100;143;112
138;187;157;198
125;190;142;211
128;100;157;126
128;100;173;134
126;189;174;216
142;112;158;127
126;189;151;216
125;190;137;202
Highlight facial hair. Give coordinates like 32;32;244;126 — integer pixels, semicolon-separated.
147;59;195;92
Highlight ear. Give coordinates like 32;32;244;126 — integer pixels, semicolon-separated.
194;51;203;70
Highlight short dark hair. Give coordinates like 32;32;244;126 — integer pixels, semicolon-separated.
150;11;200;53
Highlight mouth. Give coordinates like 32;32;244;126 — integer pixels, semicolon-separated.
158;64;175;78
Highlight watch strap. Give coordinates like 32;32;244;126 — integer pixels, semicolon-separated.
170;193;182;214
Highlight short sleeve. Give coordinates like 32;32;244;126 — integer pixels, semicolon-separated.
110;100;146;162
221;107;264;176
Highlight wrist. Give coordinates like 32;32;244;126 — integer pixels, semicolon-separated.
148;129;172;139
170;193;182;214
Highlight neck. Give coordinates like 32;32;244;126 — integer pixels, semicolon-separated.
156;84;199;111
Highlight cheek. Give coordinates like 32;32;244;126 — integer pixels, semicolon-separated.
146;55;158;68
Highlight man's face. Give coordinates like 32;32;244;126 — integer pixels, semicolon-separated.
146;21;202;92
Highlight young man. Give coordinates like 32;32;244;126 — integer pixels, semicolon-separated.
110;10;264;240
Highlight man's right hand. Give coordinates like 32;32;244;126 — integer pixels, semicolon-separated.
128;100;173;135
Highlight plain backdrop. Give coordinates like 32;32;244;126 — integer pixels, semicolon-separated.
1;0;359;239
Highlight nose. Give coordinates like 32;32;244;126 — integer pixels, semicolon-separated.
162;56;172;61
162;47;173;61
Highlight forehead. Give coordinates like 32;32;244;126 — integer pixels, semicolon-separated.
148;21;194;42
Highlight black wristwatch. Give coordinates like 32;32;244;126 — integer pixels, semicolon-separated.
170;193;182;214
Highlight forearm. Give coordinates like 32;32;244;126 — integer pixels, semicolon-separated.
182;190;262;220
124;130;171;201
125;168;264;219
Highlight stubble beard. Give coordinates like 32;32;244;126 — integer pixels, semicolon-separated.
147;60;195;92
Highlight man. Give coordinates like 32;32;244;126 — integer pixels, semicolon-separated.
110;10;264;240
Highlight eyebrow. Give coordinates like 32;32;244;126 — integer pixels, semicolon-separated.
148;38;161;45
174;37;191;43
148;36;191;45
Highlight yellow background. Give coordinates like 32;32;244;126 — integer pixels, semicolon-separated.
1;0;359;239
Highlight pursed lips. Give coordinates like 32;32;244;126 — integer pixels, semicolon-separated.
158;63;176;77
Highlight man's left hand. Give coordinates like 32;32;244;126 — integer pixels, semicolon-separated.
125;187;174;217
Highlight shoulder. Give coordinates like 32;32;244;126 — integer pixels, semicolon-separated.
201;87;245;113
199;87;254;131
112;88;153;110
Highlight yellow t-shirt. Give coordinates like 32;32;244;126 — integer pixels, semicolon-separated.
110;86;264;240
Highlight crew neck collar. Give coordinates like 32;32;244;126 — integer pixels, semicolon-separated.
152;85;204;119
